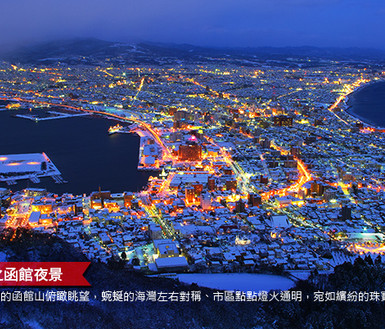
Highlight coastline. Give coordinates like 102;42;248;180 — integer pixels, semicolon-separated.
342;79;385;129
0;108;154;194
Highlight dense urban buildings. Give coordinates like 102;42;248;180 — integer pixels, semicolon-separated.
1;54;385;278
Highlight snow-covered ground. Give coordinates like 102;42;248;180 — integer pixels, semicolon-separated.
287;270;312;280
170;273;295;292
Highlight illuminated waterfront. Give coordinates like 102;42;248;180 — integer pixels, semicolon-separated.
1;59;385;274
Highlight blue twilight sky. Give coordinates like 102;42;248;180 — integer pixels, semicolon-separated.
0;0;384;48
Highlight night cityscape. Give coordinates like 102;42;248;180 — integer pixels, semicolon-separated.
1;0;385;328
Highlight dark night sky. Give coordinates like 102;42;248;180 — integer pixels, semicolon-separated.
1;0;384;48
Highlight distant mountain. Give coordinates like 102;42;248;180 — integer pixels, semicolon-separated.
2;38;385;66
0;38;140;65
144;42;385;59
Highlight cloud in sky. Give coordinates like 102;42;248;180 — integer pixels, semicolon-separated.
0;0;384;48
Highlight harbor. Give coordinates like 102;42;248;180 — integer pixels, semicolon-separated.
0;109;155;194
108;123;162;171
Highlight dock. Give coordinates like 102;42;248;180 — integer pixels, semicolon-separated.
14;111;90;122
0;152;66;185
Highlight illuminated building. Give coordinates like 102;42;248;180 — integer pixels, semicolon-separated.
185;186;195;203
90;190;111;208
248;193;262;207
272;107;285;116
192;183;203;196
39;214;53;225
207;145;220;157
108;124;123;135
200;193;212;210
225;179;237;191
178;142;202;161
105;212;123;224
31;202;53;214
91;190;111;201
104;200;120;213
310;181;325;196
24;188;47;197
124;192;134;208
208;176;216;191
91;199;103;210
5;103;21;109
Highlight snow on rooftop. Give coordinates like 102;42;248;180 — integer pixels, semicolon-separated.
270;215;291;229
155;256;188;269
0;152;61;182
29;211;41;224
0;153;48;174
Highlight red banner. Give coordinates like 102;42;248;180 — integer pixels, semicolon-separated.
0;262;90;286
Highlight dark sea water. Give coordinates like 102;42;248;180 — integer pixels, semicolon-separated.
348;81;385;128
0;108;156;195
